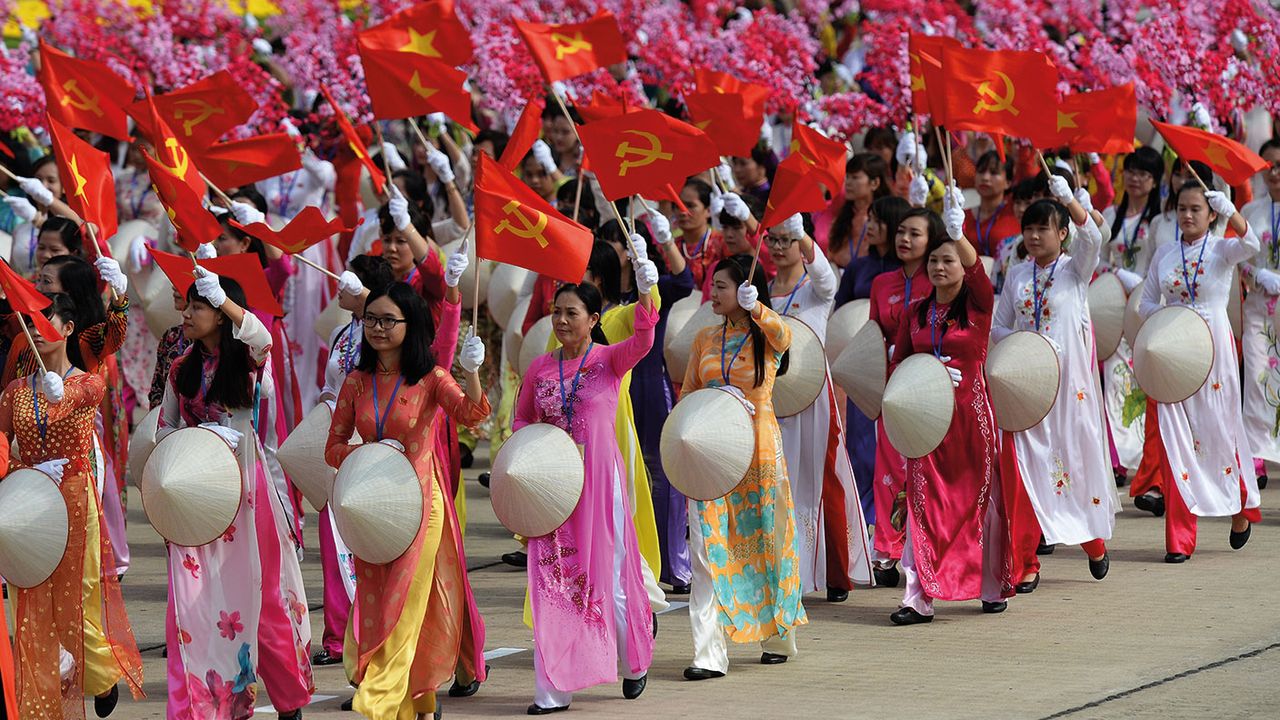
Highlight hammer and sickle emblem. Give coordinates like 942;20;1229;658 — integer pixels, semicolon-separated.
60;79;103;117
494;200;549;248
160;138;190;181
68;155;89;200
972;72;1019;116
551;32;593;60
172;99;226;137
615;130;673;176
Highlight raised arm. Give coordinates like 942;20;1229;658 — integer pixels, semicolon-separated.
753;302;792;354
804;236;838;303
606;299;658;377
324;374;361;470
1138;249;1165;319
433;297;462;371
430;369;492;428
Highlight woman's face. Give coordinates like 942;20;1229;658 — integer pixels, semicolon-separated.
34;264;62;294
766;233;802;269
1262;147;1280;195
1122;167;1156;200
710;268;742;317
545;117;578;156
1176;189;1216;239
29;312;71;356
722;222;752;255
520;156;554;200
362;295;408;354
731;156;765;187
975;164;1010;200
171;288;188;313
34;163;62;199
845;170;877;202
895;216;930;264
182;297;224;343
677;186;710;233
35;231;70;269
214;230;252;257
927;241;965;289
381;231;415;278
1021;218;1067;263
474;140;497;163
866;211;887;249
551;291;598;347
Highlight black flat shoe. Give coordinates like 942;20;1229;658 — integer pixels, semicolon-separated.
873;564;901;588
502;550;528;568
94;685;119;718
826;586;849;603
651;612;657;639
622;673;647;699
1015;574;1040;594
1230;522;1252;550
527;703;569;715
982;601;1007;614
1113;468;1128;487
1164;552;1190;563
1258;474;1268;490
1134;493;1166;517
1089;553;1110;580
278;710;302;720
1036;537;1056;555
311;648;342;666
683;666;725;681
760;652;788;665
340;698;353;711
448;663;489;698
668;583;691;595
890;607;933;625
478;472;490;489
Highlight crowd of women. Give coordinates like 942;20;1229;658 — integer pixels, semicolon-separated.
1;58;1278;720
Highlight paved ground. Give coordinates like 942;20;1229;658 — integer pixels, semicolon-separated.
94;447;1278;719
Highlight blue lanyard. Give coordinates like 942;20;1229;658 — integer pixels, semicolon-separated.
902;269;915;314
720;324;747;386
853;218;869;259
276;171;300;217
976;202;1005;255
557;343;593;429
770;270;809;317
403;265;419;286
1177;227;1210;303
31;368;74;449
26;225;37;270
1270;202;1279;268
338;320;361;374
1032;256;1060;333
928;301;945;359
371;373;404;441
683;228;710;260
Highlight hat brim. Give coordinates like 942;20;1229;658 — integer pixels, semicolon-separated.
1133;305;1213;403
665;300;719;384
832;321;887;419
825;299;871;365
882;354;955;458
488;264;531;332
1088;272;1126;361
490;423;585;537
142;427;244;547
332;442;423;564
0;469;68;588
661;388;756;501
279;403;339;512
518;315;554;375
774;316;828;418
986;331;1061;432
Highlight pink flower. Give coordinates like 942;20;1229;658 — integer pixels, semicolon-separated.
217;610;244;641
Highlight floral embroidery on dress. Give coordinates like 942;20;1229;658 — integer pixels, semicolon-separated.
537;529;607;633
1193;438;1203;457
1051;455;1071;495
532;360;604;443
1014;272;1055;333
217;610;244;641
1162;257;1207;304
183;554;201;579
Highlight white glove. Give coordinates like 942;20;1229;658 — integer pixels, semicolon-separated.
2;196;37;223
1087;152;1101;166
1114;268;1143;293
387;184;411;231
908;175;929;207
128;234;152;272
1205;190;1236;218
772;213;805;240
716;161;734;190
229;200;266;226
1191;102;1213;130
459;331;485;373
1257;269;1280;295
251;38;272;56
33;459;69;485
531;139;558;175
716;384;756;416
195;242;217;260
199;422;243;450
381;141;407;173
645;210;673;244
244;12;259;30
94;256;128;295
635;258;659;295
205;202;229;216
378;438;406;452
628;233;648;262
194;267;227;307
425;146;454;184
1047;174;1074;203
896;131;924;168
737;282;758;313
18;177;53;206
943;181;965;212
337;270;364;297
943;205;966;241
1074;187;1094;214
722;192;751;222
708;189;724;220
444;248;468;288
40;371;64;403
281;119;301;139
939;355;963;387
426;113;447;134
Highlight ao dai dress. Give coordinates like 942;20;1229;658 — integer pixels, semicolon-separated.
1238;197;1280;464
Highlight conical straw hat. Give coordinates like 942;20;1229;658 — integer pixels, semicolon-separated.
1132;305;1214;403
518;315;554;375
1088;272;1127;361
1228;267;1242;340
881;354;955;458
314;297;353;344
774;316;827;418
831;321;887;419
143;269;183;339
985;331;1061;432
504;294;532;369
279;403;338;512
127;406;161;487
490;423;585;537
142;426;243;547
331;442;423;564
441;239;491;311
0;468;69;588
662;295;702;367
661;388;756;501
1122;280;1145;347
665;300;719;383
825;299;871;365
488;264;531;331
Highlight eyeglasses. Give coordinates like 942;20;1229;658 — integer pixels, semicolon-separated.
362;315;408;331
764;235;797;248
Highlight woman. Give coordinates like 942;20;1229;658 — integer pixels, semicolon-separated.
992;187;1114;592
888;195;1013;624
1238;138;1280;487
767;213;872;601
677;179;725;298
964;151;1021;259
515;246;660;713
0;294;143;718
1137;184;1261;562
828;153;892;269
148;285;190;408
730;142;775;205
681;255;806;679
157;271;312;719
325;282;489;719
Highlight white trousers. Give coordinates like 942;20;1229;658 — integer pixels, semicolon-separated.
900;493;1006;615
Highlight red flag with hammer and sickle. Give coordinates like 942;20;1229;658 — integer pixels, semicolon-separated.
907;33;959;121
760;153;831;230
1150;120;1269;187
473;154;593;284
230;206;358;255
514;12;627;83
684;92;758;157
940;46;1057;140
1031;84;1137;155
577;109;720;201
125;71;258;147
46;116;118;242
499;98;545;172
358;46;478;132
137;95;207;198
37;39;136;140
143;147;221;254
193;134;303;190
319;85;386;195
357;0;474;66
789;123;847;199
151;249;285;317
0;259;60;341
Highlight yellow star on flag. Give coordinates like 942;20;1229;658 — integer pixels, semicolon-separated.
68;154;88;199
911;73;926;93
1202;142;1232;170
695;120;711;131
408;72;439;100
1057;111;1079;131
399;28;441;58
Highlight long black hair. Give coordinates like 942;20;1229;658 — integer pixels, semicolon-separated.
176;277;256;409
830;152;892;257
43;255;105;370
585;239;623;305
355;282;437;385
40;292;77;325
1164;160;1214;213
912;209;975;331
1110;147;1164;240
554;282;610;346
218;218;269;267
40;216;84;256
714;254;788;388
869;196;911;261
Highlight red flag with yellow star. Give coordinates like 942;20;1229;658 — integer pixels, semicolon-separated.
0;259;60;341
685;92;757;157
230;206;358;255
1032;85;1136;154
760;153;830;230
320;85;385;195
577;109;720;201
1151;120;1267;187
193;134;303;190
144;151;221;253
514;12;627;83
357;0;474;65
125;71;258;147
907;33;958;121
940;46;1057;140
358;46;478;132
151;249;285;317
789;122;846;199
37;39;136;140
499;98;545;172
474;154;593;284
46;115;117;241
693;67;769;128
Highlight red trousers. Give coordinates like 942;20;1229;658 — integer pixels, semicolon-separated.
1129;398;1163;497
